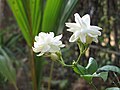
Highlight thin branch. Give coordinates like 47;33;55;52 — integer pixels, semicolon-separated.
90;45;120;56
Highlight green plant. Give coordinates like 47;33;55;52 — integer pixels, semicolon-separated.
0;47;17;90
32;12;120;90
6;0;78;90
0;29;22;90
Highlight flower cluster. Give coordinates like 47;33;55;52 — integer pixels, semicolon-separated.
32;32;65;56
66;13;102;44
33;13;102;56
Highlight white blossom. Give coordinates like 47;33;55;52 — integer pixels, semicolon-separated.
65;13;102;43
32;32;65;56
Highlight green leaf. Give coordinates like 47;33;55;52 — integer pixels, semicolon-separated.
57;0;78;34
80;71;108;82
98;65;120;74
29;0;42;37
105;87;120;90
42;0;64;33
98;72;108;81
85;57;98;74
35;56;47;89
94;72;108;81
5;34;21;47
0;48;16;87
73;64;86;75
7;0;32;46
81;74;93;82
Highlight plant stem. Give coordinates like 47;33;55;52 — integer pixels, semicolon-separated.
76;53;82;64
89;82;97;90
76;42;83;63
48;61;54;90
13;83;18;90
113;72;120;86
64;64;73;67
58;57;73;67
30;48;37;90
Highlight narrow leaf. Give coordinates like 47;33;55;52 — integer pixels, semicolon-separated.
7;0;32;46
42;0;63;33
57;0;78;34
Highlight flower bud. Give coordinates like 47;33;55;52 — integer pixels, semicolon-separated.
86;35;93;44
50;53;59;61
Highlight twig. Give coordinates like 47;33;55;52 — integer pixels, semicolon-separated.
89;82;98;90
113;72;120;86
90;45;120;56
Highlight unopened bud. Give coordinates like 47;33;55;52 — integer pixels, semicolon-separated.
50;53;59;61
86;35;93;44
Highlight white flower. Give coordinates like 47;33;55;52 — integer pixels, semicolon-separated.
32;32;65;56
65;13;102;43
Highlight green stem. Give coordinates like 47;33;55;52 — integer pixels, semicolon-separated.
76;42;83;64
48;61;54;90
13;83;18;90
30;48;37;90
76;53;82;64
76;42;88;64
113;72;120;86
89;82;97;90
59;56;73;67
64;64;73;67
60;56;65;64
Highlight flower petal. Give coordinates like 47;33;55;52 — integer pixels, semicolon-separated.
60;44;65;47
67;28;79;33
74;13;82;25
79;33;86;43
88;33;98;37
49;32;54;38
89;29;101;36
54;34;62;41
32;47;40;53
74;13;86;28
93;37;98;43
49;45;60;52
37;52;44;56
41;45;50;52
69;31;81;42
90;26;102;30
35;36;39;41
82;14;90;27
65;23;81;29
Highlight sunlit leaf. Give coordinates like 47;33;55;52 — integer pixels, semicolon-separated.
105;87;120;90
7;0;32;46
85;57;98;74
94;72;108;81
42;0;64;33
98;65;120;74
